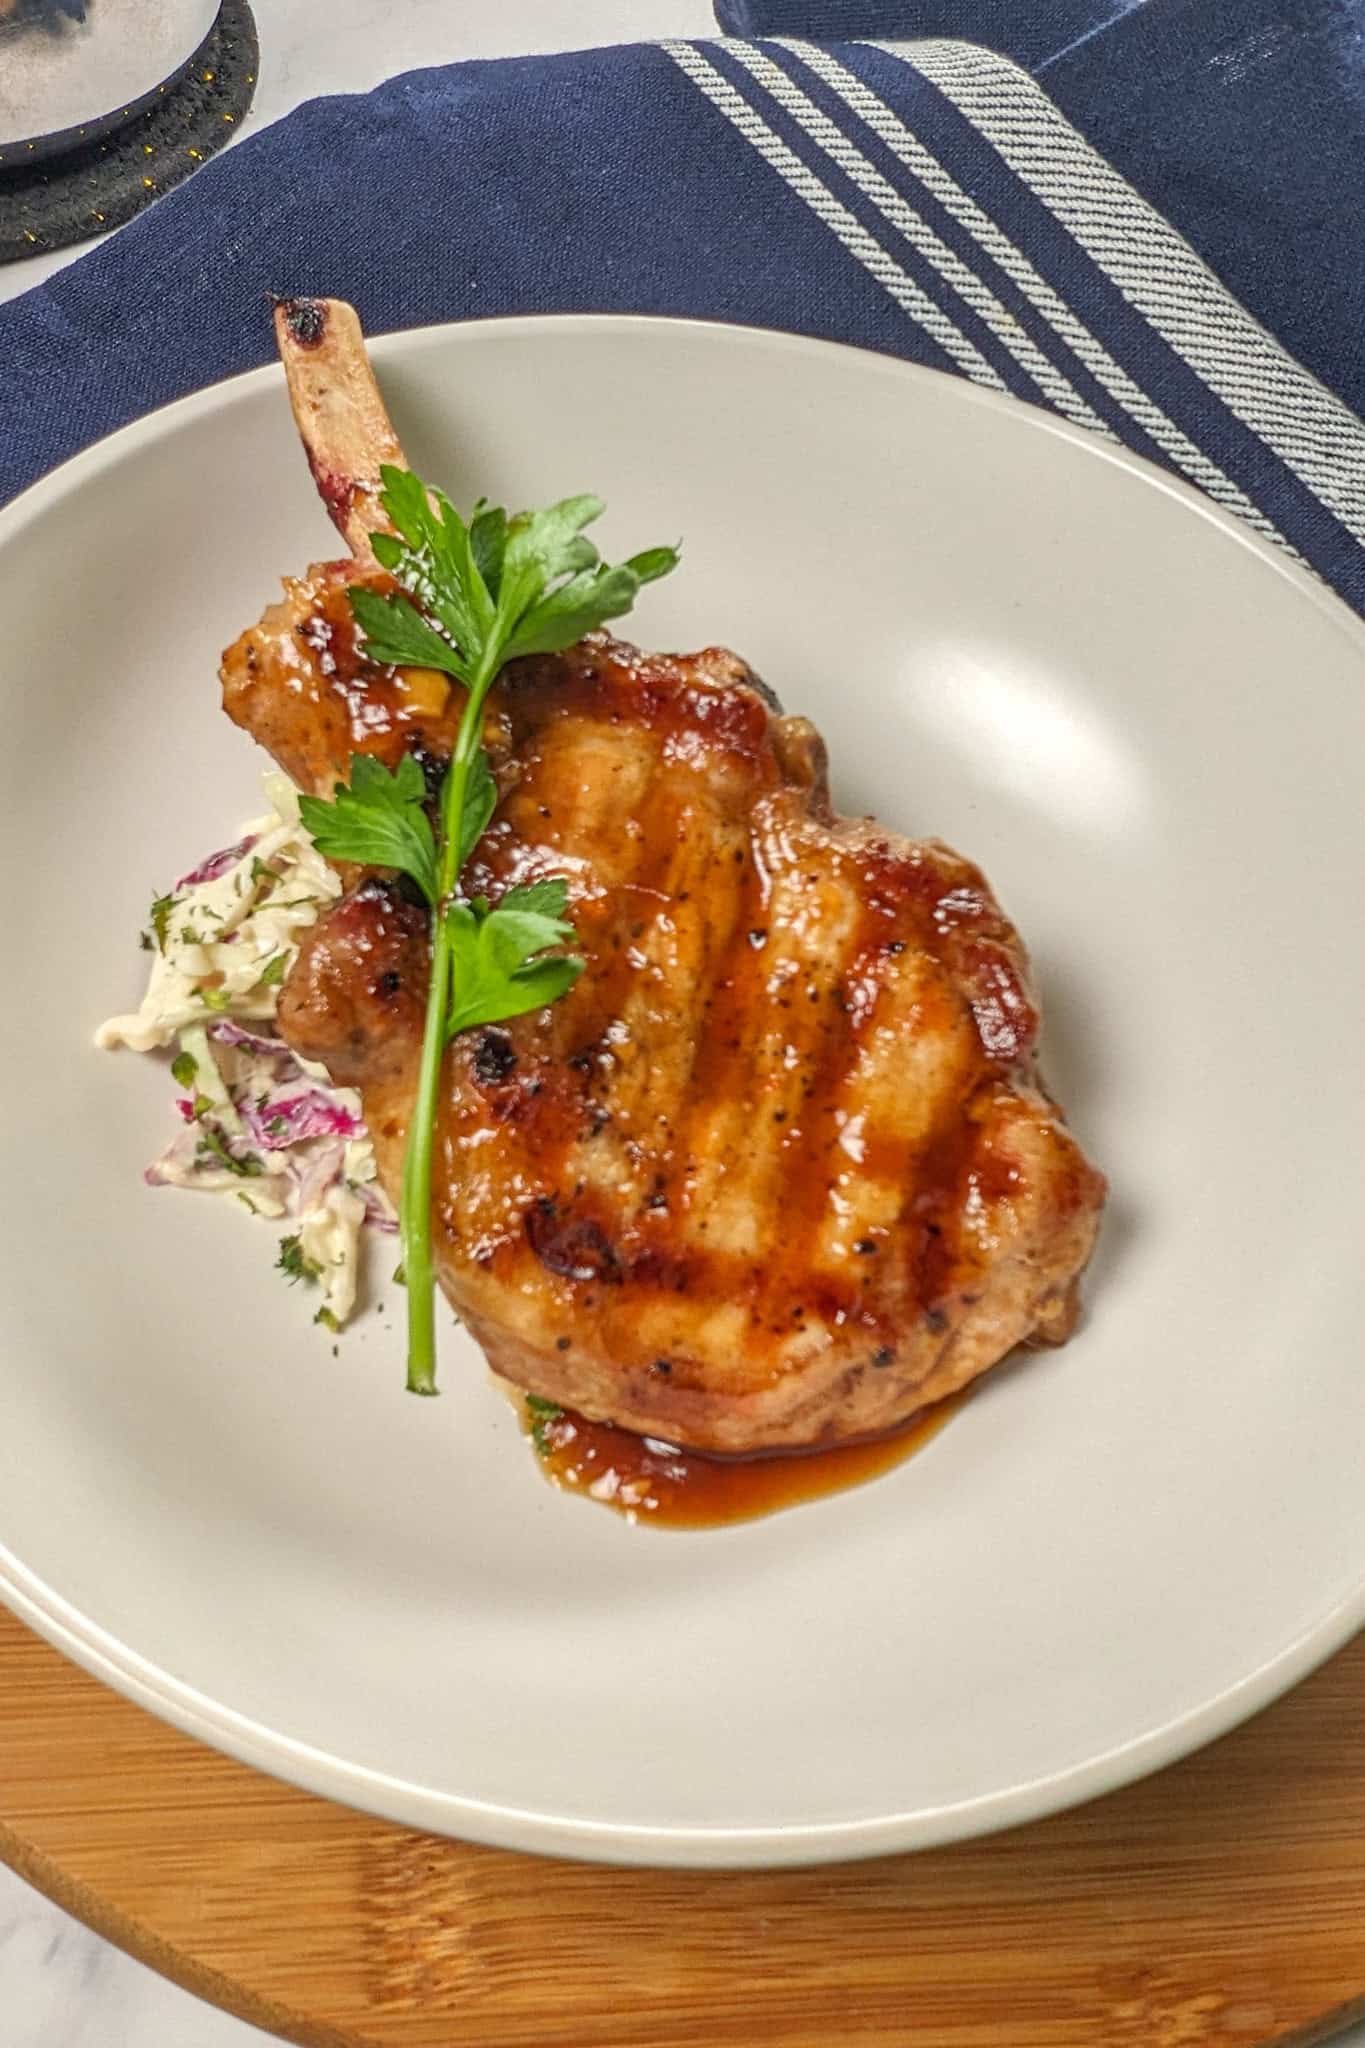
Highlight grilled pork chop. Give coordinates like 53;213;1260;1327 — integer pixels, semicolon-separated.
221;298;1106;1455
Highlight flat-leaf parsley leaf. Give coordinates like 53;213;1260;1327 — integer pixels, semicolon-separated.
298;753;438;904
445;879;583;1039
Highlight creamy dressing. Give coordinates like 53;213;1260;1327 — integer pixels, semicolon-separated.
97;776;396;1328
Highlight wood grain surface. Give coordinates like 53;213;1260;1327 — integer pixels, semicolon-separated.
3;1602;1365;2048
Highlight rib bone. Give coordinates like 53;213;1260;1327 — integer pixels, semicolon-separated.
272;296;408;563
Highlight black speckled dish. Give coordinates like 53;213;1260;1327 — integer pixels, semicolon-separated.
0;0;257;264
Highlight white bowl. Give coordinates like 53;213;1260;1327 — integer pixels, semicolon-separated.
2;316;1364;1866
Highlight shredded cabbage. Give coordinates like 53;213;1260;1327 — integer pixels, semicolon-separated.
97;777;396;1329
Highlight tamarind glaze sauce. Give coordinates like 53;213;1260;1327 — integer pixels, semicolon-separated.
516;1391;965;1528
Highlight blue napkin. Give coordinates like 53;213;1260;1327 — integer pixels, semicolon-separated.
4;27;1363;613
713;0;1365;441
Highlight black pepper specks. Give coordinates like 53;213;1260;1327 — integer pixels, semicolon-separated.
872;1346;896;1368
473;1029;518;1085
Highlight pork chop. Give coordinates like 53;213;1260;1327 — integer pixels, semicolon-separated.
221;298;1106;1454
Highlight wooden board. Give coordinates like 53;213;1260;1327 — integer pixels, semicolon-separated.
4;1603;1365;2048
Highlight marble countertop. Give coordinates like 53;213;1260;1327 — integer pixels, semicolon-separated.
3;4;1363;2044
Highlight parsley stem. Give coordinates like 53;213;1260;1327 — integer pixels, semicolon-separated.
399;911;449;1394
399;646;502;1396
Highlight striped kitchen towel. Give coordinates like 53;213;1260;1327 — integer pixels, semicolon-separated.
3;26;1363;610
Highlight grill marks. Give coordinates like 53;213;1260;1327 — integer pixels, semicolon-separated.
563;786;747;1221
229;580;1105;1452
437;663;1042;1373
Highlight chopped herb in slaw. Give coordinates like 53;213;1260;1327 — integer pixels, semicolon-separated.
96;776;396;1328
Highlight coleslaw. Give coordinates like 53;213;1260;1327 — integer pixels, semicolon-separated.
97;775;396;1328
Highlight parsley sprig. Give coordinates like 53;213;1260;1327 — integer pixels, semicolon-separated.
298;466;678;1395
